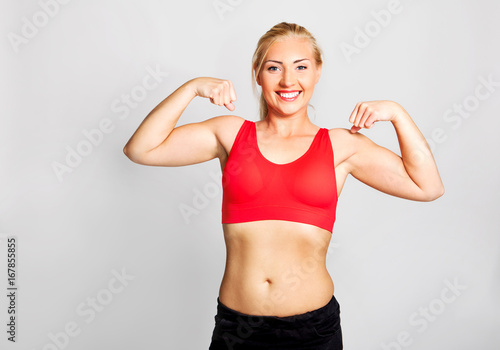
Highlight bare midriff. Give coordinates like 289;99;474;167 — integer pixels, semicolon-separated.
218;219;334;317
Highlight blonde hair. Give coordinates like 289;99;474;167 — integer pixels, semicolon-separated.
251;22;323;121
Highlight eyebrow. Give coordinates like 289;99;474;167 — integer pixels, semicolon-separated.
264;58;310;65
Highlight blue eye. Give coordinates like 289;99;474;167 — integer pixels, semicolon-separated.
297;65;307;70
267;66;279;71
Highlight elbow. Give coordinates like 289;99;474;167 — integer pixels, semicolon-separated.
123;145;143;164
123;145;133;160
422;184;445;202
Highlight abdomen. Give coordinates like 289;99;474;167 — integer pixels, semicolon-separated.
219;220;335;316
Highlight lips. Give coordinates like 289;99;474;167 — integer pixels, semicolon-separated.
276;90;301;102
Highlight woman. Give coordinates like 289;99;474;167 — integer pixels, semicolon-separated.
123;22;444;350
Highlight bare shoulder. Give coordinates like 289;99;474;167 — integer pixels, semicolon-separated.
327;127;374;166
211;115;246;139
211;114;246;130
210;115;248;157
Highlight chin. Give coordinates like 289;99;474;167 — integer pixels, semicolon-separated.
274;105;308;117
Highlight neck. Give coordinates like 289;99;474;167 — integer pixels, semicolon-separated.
263;108;314;137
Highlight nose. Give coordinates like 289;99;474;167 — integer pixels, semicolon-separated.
280;68;295;88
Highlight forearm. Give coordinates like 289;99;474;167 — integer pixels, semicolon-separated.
392;105;444;199
123;79;197;157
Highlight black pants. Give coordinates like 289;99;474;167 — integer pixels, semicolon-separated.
209;294;342;350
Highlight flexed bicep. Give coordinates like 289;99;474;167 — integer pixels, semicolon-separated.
343;100;444;201
124;78;238;167
137;116;230;167
345;132;430;201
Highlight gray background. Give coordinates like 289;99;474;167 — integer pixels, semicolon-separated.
1;0;499;349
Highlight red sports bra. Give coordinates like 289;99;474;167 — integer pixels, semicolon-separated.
221;120;338;233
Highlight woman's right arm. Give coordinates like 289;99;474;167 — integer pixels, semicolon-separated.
123;77;237;166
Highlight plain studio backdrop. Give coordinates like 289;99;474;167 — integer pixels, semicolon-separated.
1;0;499;349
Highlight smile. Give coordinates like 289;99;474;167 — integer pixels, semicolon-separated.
276;91;301;101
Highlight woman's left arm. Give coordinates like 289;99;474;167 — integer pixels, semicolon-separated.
343;100;444;201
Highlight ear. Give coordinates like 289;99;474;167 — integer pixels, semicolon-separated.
315;64;322;84
256;71;262;86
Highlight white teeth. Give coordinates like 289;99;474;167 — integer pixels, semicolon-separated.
279;92;300;98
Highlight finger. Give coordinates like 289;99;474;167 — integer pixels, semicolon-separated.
225;85;237;111
356;106;370;127
349;103;360;124
358;108;372;128
216;85;225;106
364;114;376;128
350;125;361;133
222;83;232;107
353;104;366;127
229;81;237;102
211;95;220;106
209;86;219;105
214;84;223;106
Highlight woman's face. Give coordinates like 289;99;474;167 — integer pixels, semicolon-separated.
257;37;322;119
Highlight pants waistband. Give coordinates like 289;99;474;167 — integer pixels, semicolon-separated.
215;294;339;328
